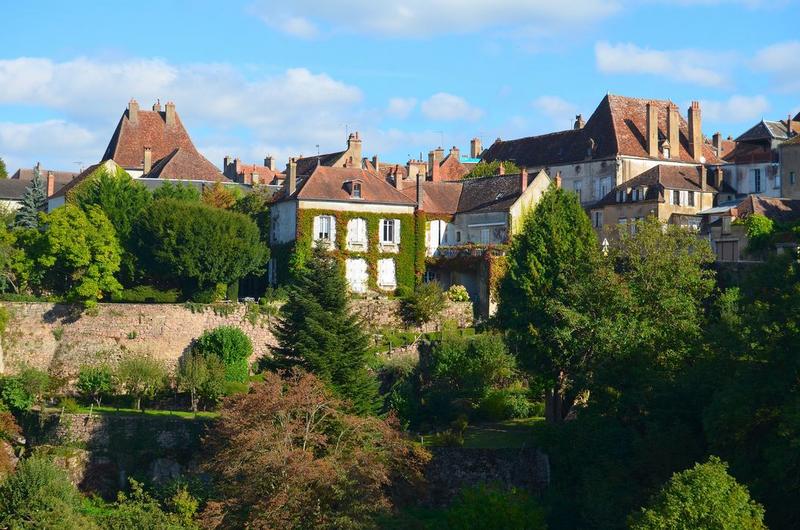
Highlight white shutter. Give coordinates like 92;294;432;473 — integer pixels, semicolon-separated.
345;259;368;293
378;218;386;243
329;216;336;245
312;216;321;241
377;258;396;289
393;219;401;243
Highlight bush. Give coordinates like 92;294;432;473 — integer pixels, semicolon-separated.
446;284;470;302
77;365;114;406
0;376;33;412
193;326;253;383
115;353;167;411
112;285;181;303
399;282;446;327
57;396;81;413
17;366;51;407
478;384;537;421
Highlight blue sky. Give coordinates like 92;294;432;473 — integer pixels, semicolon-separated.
1;0;798;173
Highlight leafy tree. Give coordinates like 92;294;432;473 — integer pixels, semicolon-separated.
464;160;521;179
192;326;252;383
271;246;380;415
76;365;114;406
136;199;268;294
15;167;47;229
399;281;446;327
0;375;34;412
115;353;166;411
17;365;51;409
178;353;226;411
152;181;201;202
736;213;774;257
0;157;7;179
35;204;122;305
0;223;29;293
201;182;237;209
629;456;765;529
497;185;619;422
70;166;151;284
102;479;195;530
233;186;273;239
201;371;428;529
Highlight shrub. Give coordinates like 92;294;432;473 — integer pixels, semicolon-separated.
17;366;51;407
446;284;470;302
0;376;33;412
193;326;252;383
177;353;227;412
57;396;81;413
479;386;535;421
77;365;114;406
115;353;167;411
111;285;181;303
102;478;192;529
399;282;446;327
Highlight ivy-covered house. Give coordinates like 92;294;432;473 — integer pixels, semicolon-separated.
268;160;418;293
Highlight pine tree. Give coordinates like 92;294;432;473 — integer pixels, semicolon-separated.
15;167;47;228
272;245;380;415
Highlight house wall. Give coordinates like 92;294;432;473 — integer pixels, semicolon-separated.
509;172;550;234
0;199;21;212
593;188;714;236
723;162;781;197
707;222;749;262
297;199;414;215
780;144;800;199
269;200;298;244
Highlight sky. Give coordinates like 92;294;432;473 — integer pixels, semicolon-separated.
1;0;798;174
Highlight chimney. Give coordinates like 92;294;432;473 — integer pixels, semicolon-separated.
46;171;55;197
449;146;460;160
701;166;708;192
646;102;659;158
347;132;362;163
497;163;505;176
287;158;297;195
143;147;152;174
128;99;139;124
714;166;724;189
165;101;176;126
554;171;562;189
372;155;380;173
668;103;680;159
264;155;275;171
223;155;232;174
428;149;443;181
152;99;161;112
688;101;702;161
520;167;528;192
416;173;425;210
712;132;722;158
470;137;482;158
574;114;585;130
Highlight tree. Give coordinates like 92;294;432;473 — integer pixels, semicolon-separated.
152;181;201;202
0;223;28;293
497;185;618;423
192;326;252;383
35;204;122;305
233;186;273;239
399;281;446;327
629;456;765;529
272;246;380;415
0;375;34;412
70;166;151;284
15;167;47;229
115;353;166;411
76;365;114;406
464;160;521;179
201;182;237;209
178;353;226;412
201;371;428;529
136;199;268;295
17;366;51;409
102;479;195;530
0;157;7;179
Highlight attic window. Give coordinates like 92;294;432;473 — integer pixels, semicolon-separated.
353;182;362;199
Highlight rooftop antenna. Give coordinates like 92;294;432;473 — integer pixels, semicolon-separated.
73;161;83;173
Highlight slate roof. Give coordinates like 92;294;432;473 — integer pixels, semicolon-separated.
102;106;197;170
294;151;345;177
142;148;227;182
399;173;535;215
596;164;717;206
50;162;105;199
736;119;800;142
482;94;721;167
723;141;775;163
275;166;415;206
11;168;78;186
0;179;32;200
233;162;284;185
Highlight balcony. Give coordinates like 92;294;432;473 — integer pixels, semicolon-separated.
429;244;508;260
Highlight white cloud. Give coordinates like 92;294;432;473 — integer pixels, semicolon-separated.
594;41;730;88
421;93;483;121
699;95;770;123
532;96;578;129
0;120;97;171
385;97;417;119
251;0;621;38
751;40;800;92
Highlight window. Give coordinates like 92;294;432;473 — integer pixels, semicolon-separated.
380;219;400;245
752;168;762;193
673;190;681;206
663;146;670;159
377;258;396;289
345;258;368;293
424;269;438;283
617;190;624;203
633;188;639;201
791;171;797;185
600;177;611;198
347;218;367;249
313;215;334;242
352;182;362;198
456;231;462;243
480;228;490;244
688;191;695;207
618;217;627;226
573;181;582;202
775;173;781;189
593;211;603;228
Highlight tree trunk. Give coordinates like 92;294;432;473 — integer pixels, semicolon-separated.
191;389;198;413
544;371;569;424
135;396;141;411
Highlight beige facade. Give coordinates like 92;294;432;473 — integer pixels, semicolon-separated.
780;141;800;199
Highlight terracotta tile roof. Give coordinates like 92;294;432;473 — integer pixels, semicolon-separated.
483;94;720;167
716;138;737;159
398;181;463;215
734;195;800;224
596;164;717;206
234;163;284;184
50;161;106;199
277;165;415;206
438;154;470;181
143;148;228;182
102;106;197;170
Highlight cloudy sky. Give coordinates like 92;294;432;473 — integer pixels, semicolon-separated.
1;0;798;173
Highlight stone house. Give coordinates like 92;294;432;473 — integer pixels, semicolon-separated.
223;155;285;186
481;94;722;207
3;162;78;210
779;133;800;199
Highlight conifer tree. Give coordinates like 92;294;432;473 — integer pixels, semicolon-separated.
0;157;7;179
15;167;47;229
272;245;380;415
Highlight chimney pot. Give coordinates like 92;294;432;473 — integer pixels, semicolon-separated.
497;163;505;176
574;114;585;130
143;147;152;174
520;167;528;192
372;155;380;173
416;173;425;210
152;99;161;112
264;155;275;171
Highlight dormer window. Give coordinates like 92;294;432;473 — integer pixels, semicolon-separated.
353;182;362;199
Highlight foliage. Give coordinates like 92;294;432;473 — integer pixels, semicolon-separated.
446;284;470;302
201;182;237;209
0;157;6;179
152;181;201;202
0;223;28;293
77;365;114;406
737;213;775;256
201;370;429;530
178;353;227;411
35;204;123;305
464;160;521;179
478;384;539;421
115;353;167;411
272;246;380;415
17;365;51;407
111;284;181;303
193;326;252;383
0;375;34;412
102;479;195;530
15;167;47;229
136;199;268;294
0;412;21;476
399;281;446;326
629;456;765;529
70;165;151;284
233;185;272;239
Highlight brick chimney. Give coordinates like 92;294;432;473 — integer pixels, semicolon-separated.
554;171;562;189
416;173;425;210
128;99;139;124
46;171;55;197
143;147;152;174
714;166;724;189
470;137;482;158
223;155;232;176
287;158;297;195
688;101;702;161
264;155;276;171
520;167;528;192
712;132;722;157
152;99;161;112
347;132;362;164
701;166;708;192
574;114;585;130
428;149;443;181
165;101;176;127
668;103;680;159
449;146;460;160
372;155;380;173
646;102;659;158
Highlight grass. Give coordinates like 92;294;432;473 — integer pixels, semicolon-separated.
422;417;545;449
46;405;218;420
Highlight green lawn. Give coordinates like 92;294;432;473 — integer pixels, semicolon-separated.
46;405;218;420
422;417;545;449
